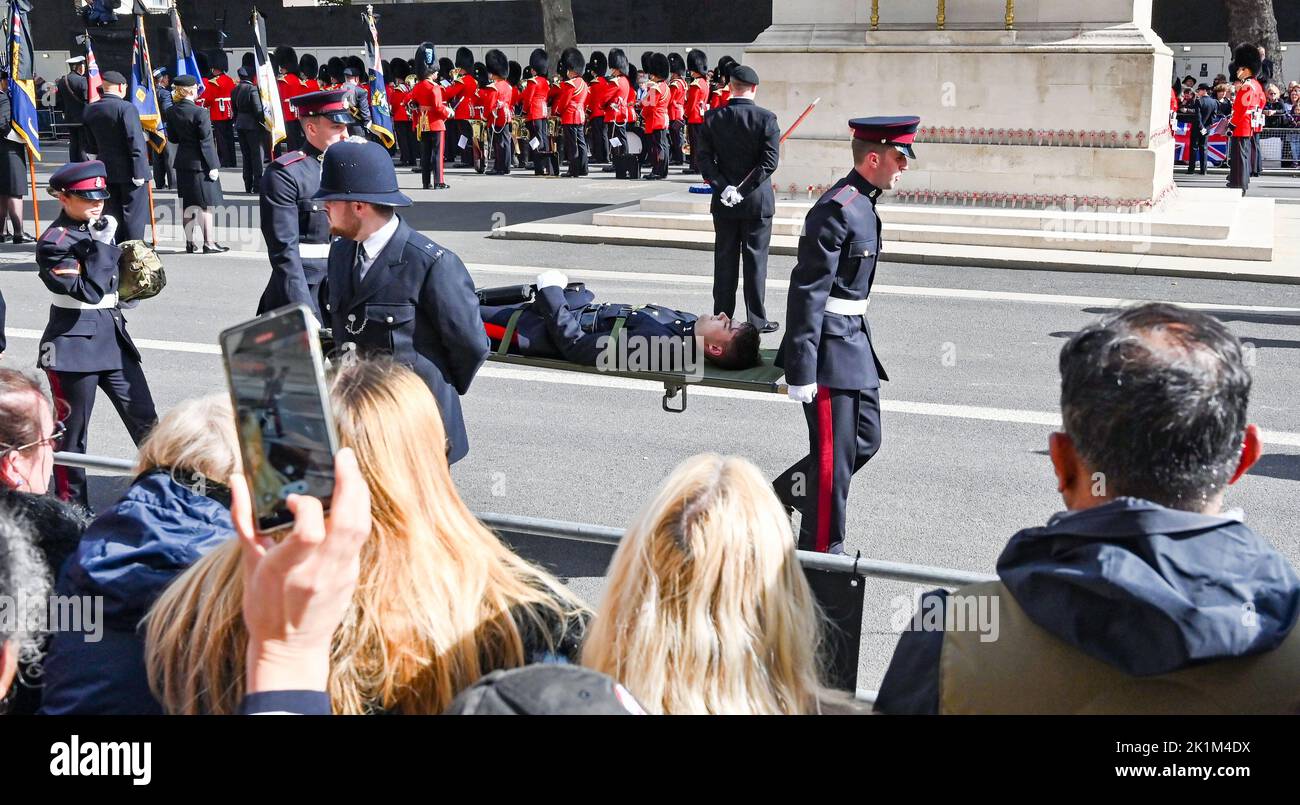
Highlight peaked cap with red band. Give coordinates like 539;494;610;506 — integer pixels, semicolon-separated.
49;160;112;200
849;115;921;159
292;88;357;123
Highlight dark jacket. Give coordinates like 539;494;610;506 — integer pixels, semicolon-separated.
323;217;489;464
165;99;219;173
39;470;234;715
80;95;149;183
56;71;88;125
875;498;1300;714
1194;94;1221;132
232;80;264;131
258;144;331;319
696;97;780;219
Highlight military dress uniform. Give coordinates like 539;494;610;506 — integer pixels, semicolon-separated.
316;141;488;464
56;60;89;162
232;71;267;193
555;48;589;177
1227;45;1266;194
79;74;151;242
684;51;710;174
205;69;238;168
257;90;350;320
521;49;559;176
772;116;919;554
37;161;158;506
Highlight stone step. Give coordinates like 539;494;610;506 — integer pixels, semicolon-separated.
589;210;1270;260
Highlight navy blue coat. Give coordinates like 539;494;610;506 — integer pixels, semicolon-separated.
776;169;888;390
80;95;150;184
323;218;488;463
258;144;332;318
36;212;142;374
874;498;1300;714
696;98;780;220
39;470;234;715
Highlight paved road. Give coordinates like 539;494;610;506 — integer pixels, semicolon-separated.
4;157;1298;691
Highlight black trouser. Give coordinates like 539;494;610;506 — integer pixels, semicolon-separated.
607;121;627;159
68;126;88;162
46;364;158;508
237;126;265;192
772;386;882;553
420;130;445;187
527;119;558;175
1228;135;1252;191
686;123;702;172
588;117;608;163
712;215;772;328
647;127;669;177
490;126;513;174
454;119;474;165
563;123;588;176
213;119;237;168
669;119;685;165
1251;131;1262;176
152;141;175;188
106;182;150;242
395;121;416;165
1188;127;1209;173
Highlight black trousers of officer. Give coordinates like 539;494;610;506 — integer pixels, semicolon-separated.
1188;127;1209;173
68;126;88;163
237;126;266;193
686;122;703;173
772;386;882;553
46;365;158;507
712;215;772;327
669;119;685;165
214;120;237;168
528;120;558;175
420;131;445;187
395;121;416;165
489;126;513;174
563;123;588;176
646;127;669;178
454;119;475;166
151;141;176;188
1228;135;1252;191
1252;132;1262;176
589;118;609;164
106;182;150;242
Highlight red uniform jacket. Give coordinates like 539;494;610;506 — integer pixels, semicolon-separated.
389;83;409;122
487;78;513;126
709;87;731;110
303;78;320;93
642;81;669;132
685;77;709;124
668;77;687;122
444;73;478;121
278;73;303;122
1231;78;1266;137
624;79;636;121
204;73;236;121
520;75;550;121
408;78;450;133
555;76;589;125
604;75;632;124
586;76;613;121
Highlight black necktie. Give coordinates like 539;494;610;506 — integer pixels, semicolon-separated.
354;243;368;282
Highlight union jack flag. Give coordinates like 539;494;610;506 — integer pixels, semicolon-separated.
1173;120;1228;166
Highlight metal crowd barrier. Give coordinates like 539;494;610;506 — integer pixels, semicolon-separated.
1258;125;1300;170
55;450;995;701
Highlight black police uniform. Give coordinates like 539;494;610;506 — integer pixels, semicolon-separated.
80;93;151;242
316;141;488;464
482;285;700;368
772;116;916;553
56;68;89;162
233;78;267;193
695;77;780;331
258;143;330;318
152;75;176;189
36;164;158;506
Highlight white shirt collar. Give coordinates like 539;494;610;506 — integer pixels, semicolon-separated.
357;214;400;280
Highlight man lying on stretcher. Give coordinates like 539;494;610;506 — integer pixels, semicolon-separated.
480;270;763;371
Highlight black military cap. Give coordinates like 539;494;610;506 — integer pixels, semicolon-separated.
342;66;359;78
101;70;127;85
49;160;111;200
313;140;412;207
292;88;356;124
729;64;760;86
237;66;252;81
172;74;198;88
849;115;921;159
443;665;646;715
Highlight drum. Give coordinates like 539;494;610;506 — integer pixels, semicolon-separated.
623;128;644;156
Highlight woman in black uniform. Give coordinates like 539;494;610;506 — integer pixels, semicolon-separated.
164;75;228;253
36;160;157;507
0;69;33;243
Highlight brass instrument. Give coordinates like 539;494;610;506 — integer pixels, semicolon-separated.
511;116;527;155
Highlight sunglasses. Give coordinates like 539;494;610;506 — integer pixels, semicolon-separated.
9;422;66;453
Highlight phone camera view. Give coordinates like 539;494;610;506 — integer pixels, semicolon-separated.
224;311;336;530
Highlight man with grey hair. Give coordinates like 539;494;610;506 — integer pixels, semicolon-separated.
0;500;52;709
875;302;1300;714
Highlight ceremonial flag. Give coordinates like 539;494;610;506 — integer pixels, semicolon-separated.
1172;120;1229;167
170;4;203;95
129;13;166;153
362;5;394;148
250;8;285;148
84;33;103;103
5;0;39;159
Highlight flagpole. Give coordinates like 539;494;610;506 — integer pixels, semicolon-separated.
28;158;38;234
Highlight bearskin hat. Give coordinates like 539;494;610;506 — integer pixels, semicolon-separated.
529;48;549;76
298;53;318;79
327;56;346;84
640;51;653;72
472;62;489;86
561;47;585;75
607;48;629;74
390;58;409;82
485;48;508;78
438;56;454;80
455;46;475;72
508;60;522;85
716;54;736;81
273;46;298;74
588;49;607;76
648;52;670;81
345;55;366;79
241;52;256;73
413;42;437;73
687;48;708;76
668;52;684;76
1232;43;1263;77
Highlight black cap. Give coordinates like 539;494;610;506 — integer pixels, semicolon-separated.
342;66;359;78
49;160;111;200
237;66;252;81
729;64;759;86
1197;83;1212;91
172;74;198;88
443;665;646;715
313;141;412;207
101;70;127;85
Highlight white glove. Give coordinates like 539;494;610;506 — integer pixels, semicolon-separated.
787;383;818;404
131;177;146;187
207;169;219;181
536;269;568;289
721;185;742;207
88;214;118;245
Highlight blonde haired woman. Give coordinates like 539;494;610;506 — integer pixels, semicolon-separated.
145;358;589;714
40;395;241;714
583;453;837;714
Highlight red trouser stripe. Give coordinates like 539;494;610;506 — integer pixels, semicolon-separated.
43;369;72;502
436;131;444;184
815;384;833;553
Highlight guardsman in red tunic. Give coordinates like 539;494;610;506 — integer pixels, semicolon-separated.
442;47;478;168
204;50;238;168
604;49;633;167
641;53;671;180
667;52;688;167
710;56;736;110
684;49;710;174
408;60;452;189
1227;44;1266;193
388;57;414;167
483;50;515;175
585;51;611;166
520;48;558;176
555;48;589;177
275;46;305;151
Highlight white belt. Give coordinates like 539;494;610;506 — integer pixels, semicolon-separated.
825;296;870;316
50;292;118;310
299;243;331;259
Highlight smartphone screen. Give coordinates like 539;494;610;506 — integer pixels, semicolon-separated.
220;305;339;532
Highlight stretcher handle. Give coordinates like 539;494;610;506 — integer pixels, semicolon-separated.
497;308;526;356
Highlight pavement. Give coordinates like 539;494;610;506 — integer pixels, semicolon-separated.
4;146;1299;691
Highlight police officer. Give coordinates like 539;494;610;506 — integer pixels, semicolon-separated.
79;71;151;242
257;89;353;320
36;160;157;506
56;57;89;162
696;64;780;334
151;67;176;189
772;116;919;554
316;141;487;464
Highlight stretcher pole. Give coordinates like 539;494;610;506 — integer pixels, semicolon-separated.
146;181;157;247
734;97;820;191
28;157;40;234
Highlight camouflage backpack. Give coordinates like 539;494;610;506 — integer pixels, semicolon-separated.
116;240;167;303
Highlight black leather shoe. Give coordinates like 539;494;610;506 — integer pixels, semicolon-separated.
186;242;198;254
202;244;230;254
12;232;33;244
434;183;450;189
422;183;432;190
759;322;780;334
